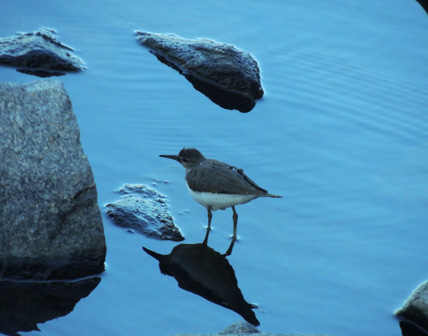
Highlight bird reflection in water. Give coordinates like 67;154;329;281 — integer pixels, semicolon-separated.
142;229;260;326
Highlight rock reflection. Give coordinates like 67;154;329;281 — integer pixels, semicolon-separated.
399;321;428;336
143;230;259;326
0;277;101;336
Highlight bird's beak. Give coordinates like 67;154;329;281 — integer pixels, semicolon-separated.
159;154;180;162
142;247;166;262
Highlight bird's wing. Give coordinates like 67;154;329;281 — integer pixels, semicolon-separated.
186;159;268;195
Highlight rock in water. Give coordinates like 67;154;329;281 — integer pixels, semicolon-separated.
396;280;428;333
165;321;331;336
136;31;264;113
0;80;106;280
219;321;260;334
415;0;428;15
105;184;184;241
0;28;85;77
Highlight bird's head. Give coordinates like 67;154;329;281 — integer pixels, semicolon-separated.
160;148;206;169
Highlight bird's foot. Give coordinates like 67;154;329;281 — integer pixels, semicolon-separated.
230;234;239;241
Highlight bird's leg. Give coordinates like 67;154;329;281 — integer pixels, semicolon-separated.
202;225;210;246
232;206;238;240
207;207;213;231
203;207;213;246
224;236;236;256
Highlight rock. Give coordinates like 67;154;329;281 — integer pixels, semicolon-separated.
396;280;428;333
136;31;264;113
416;0;428;15
105;184;184;241
0;80;106;280
0;28;85;77
0;277;100;336
166;321;331;336
219;322;260;334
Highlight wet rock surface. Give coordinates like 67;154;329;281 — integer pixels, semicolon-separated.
0;277;100;336
105;184;184;241
166;321;331;336
0;80;106;280
0;28;85;77
136;31;264;112
396;280;428;334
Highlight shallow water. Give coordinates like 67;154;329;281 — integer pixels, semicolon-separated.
1;1;428;335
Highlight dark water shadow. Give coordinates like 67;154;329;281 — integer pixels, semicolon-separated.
16;68;66;77
0;277;101;336
399;320;428;336
142;229;259;326
183;72;256;113
416;0;428;15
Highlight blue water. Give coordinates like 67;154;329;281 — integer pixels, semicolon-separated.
1;1;428;335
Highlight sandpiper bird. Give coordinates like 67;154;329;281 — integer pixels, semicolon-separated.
160;148;281;239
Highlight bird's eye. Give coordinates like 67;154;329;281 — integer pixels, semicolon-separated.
182;158;188;162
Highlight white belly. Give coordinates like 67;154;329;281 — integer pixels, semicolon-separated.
188;188;258;210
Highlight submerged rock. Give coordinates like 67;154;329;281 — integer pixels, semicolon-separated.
219;322;260;334
166;321;331;336
396;280;428;333
136;31;264;113
105;184;184;241
0;28;85;77
0;80;106;280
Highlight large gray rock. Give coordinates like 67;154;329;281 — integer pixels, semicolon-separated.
396;280;428;333
136;31;264;113
106;184;184;241
0;28;85;77
167;321;331;336
0;80;106;280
